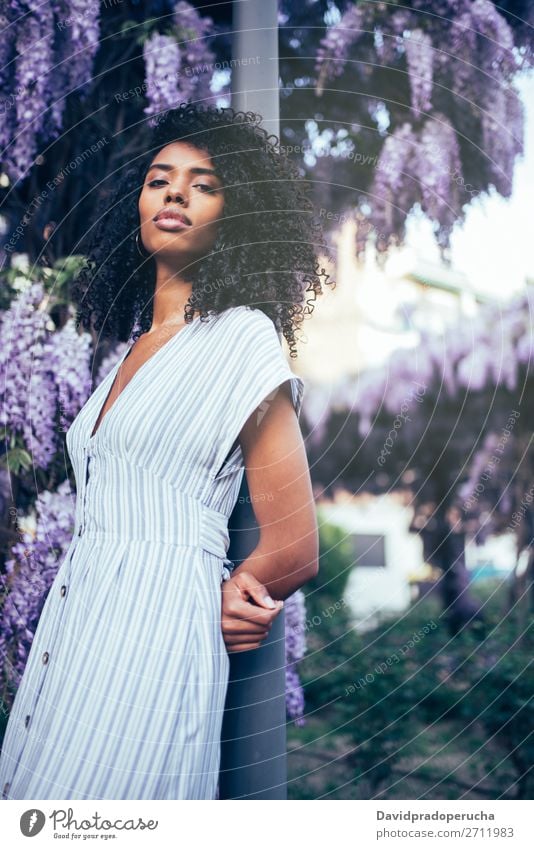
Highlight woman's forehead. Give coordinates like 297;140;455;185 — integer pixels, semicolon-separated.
148;141;214;171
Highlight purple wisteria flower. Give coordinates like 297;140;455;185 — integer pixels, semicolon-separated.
172;0;216;103
143;1;217;125
0;281;51;466
143;33;193;127
0;284;93;468
48;317;93;432
1;1;101;183
41;1;100;145
315;3;367;94
403;28;433;117
4;3;54;183
314;0;526;252
336;285;534;439
285;589;307;726
1;478;75;688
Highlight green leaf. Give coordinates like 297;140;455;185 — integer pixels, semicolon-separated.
0;447;33;474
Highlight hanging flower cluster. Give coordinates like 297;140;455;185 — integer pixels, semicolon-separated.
366;114;463;253
0;282;92;469
1;479;75;689
0;1;100;183
315;0;526;253
403;28;433;116
315;3;366;95
143;0;216;126
335;285;534;440
285;589;307;726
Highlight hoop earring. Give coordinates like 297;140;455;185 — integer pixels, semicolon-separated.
135;232;148;257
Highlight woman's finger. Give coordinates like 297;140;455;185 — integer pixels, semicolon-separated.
221;614;271;634
227;641;265;653
223;595;282;625
222;615;270;637
226;570;284;612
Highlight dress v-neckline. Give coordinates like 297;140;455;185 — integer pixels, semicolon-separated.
88;316;202;442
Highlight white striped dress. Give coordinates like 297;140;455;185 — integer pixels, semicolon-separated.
0;305;304;800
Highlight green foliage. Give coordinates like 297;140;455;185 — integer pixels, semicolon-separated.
302;584;445;793
0;254;88;307
304;512;355;626
454;595;534;799
0;445;33;475
299;555;534;797
44;255;89;297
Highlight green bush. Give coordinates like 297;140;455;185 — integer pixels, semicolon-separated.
299;563;533;798
457;610;534;799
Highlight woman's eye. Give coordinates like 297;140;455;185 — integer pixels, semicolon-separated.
147;180;217;193
194;183;216;193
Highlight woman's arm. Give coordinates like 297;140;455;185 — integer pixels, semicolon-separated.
229;379;319;601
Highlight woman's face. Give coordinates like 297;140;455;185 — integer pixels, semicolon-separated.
138;141;224;265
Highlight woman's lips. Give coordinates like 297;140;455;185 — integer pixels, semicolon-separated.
153;217;191;231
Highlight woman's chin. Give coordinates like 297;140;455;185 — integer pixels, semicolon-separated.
146;244;201;266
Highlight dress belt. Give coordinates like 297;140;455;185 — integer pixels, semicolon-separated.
72;449;235;577
75;499;234;573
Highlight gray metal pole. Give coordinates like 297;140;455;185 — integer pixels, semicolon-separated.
218;0;287;801
231;0;280;131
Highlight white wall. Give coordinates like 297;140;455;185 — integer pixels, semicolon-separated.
318;494;424;632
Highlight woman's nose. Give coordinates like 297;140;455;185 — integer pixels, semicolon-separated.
165;186;188;204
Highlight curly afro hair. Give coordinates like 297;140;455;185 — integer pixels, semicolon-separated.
73;102;334;358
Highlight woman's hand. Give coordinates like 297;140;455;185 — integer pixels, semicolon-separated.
221;570;284;653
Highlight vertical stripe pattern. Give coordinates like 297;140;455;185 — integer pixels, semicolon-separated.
0;305;304;800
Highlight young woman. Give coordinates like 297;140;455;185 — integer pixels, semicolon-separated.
0;104;332;800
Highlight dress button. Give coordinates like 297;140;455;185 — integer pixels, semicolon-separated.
60;584;67;597
2;781;10;797
42;651;49;664
25;714;31;728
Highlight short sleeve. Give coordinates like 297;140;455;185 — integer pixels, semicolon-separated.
211;308;305;481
